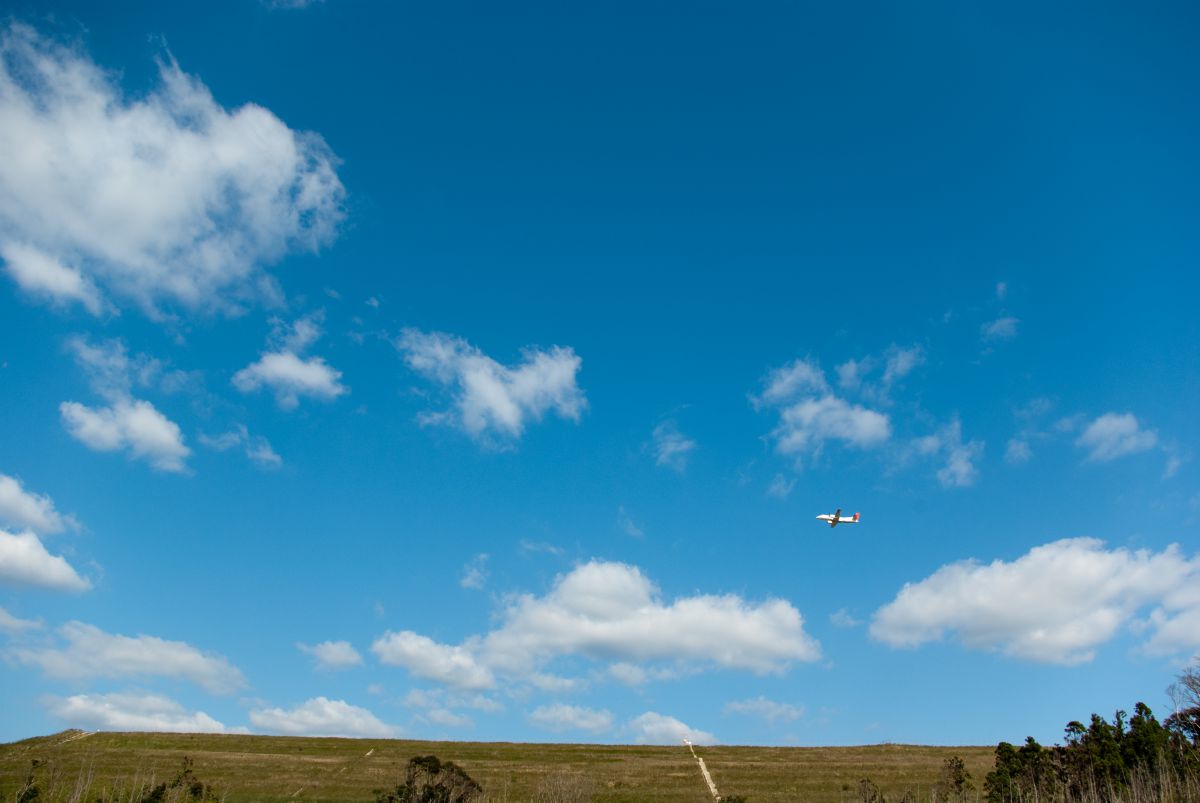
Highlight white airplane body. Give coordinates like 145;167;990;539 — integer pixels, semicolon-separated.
816;508;860;528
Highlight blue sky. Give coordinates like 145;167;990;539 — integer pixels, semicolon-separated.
0;0;1197;747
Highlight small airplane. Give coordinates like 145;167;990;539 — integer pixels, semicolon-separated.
816;508;860;528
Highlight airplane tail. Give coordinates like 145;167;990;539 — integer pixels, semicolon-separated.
853;512;860;522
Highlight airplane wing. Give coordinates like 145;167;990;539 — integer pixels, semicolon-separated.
833;508;841;520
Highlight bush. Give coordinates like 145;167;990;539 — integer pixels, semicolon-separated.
375;754;483;803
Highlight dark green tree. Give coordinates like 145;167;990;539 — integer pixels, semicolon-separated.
375;755;483;803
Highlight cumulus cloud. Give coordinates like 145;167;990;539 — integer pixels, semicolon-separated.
0;529;90;591
233;313;347;410
529;703;613;734
372;561;819;692
755;358;890;465
981;317;1020;341
396;329;586;444
0;605;42;635
298;640;363;671
870;538;1200;664
48;692;233;733
913;419;984;488
371;631;495;690
0;23;344;317
651;421;696;472
724;696;804;724
14;621;245;693
481;561;820;677
61;337;190;471
628;712;716;745
249;697;397;738
1076;413;1158;462
60;399;190;472
0;473;75;534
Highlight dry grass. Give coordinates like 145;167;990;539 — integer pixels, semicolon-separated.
0;730;996;802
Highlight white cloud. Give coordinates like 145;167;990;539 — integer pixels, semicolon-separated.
298;640;363;671
628;712;716;745
61;337;190;472
832;345;921;402
460;553;489;590
479;560;820;677
249;697;397;738
0;605;42;635
372;561;819;693
723;696;803;724
396;329;586;443
881;345;924;387
772;396;891;460
836;358;871;392
371;631;495;690
0;529;90;592
0;473;75;534
529;704;613;734
913;420;984;488
981;317;1020;341
47;692;233;734
651;421;696;472
756;359;829;406
996;281;1008;300
14;621;245;693
1076;413;1158;462
199;425;282;470
756;357;891;465
1;241;104;314
605;662;679;687
0;23;344;317
870;538;1200;664
60;399;190;472
233;351;346;410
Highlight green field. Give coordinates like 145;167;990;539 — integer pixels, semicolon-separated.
0;730;996;802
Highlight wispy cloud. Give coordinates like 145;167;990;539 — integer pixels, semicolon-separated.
981;317;1020;342
651;420;697;472
298;640;363;671
724;696;803;724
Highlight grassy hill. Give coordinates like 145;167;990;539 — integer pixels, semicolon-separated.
0;730;996;802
